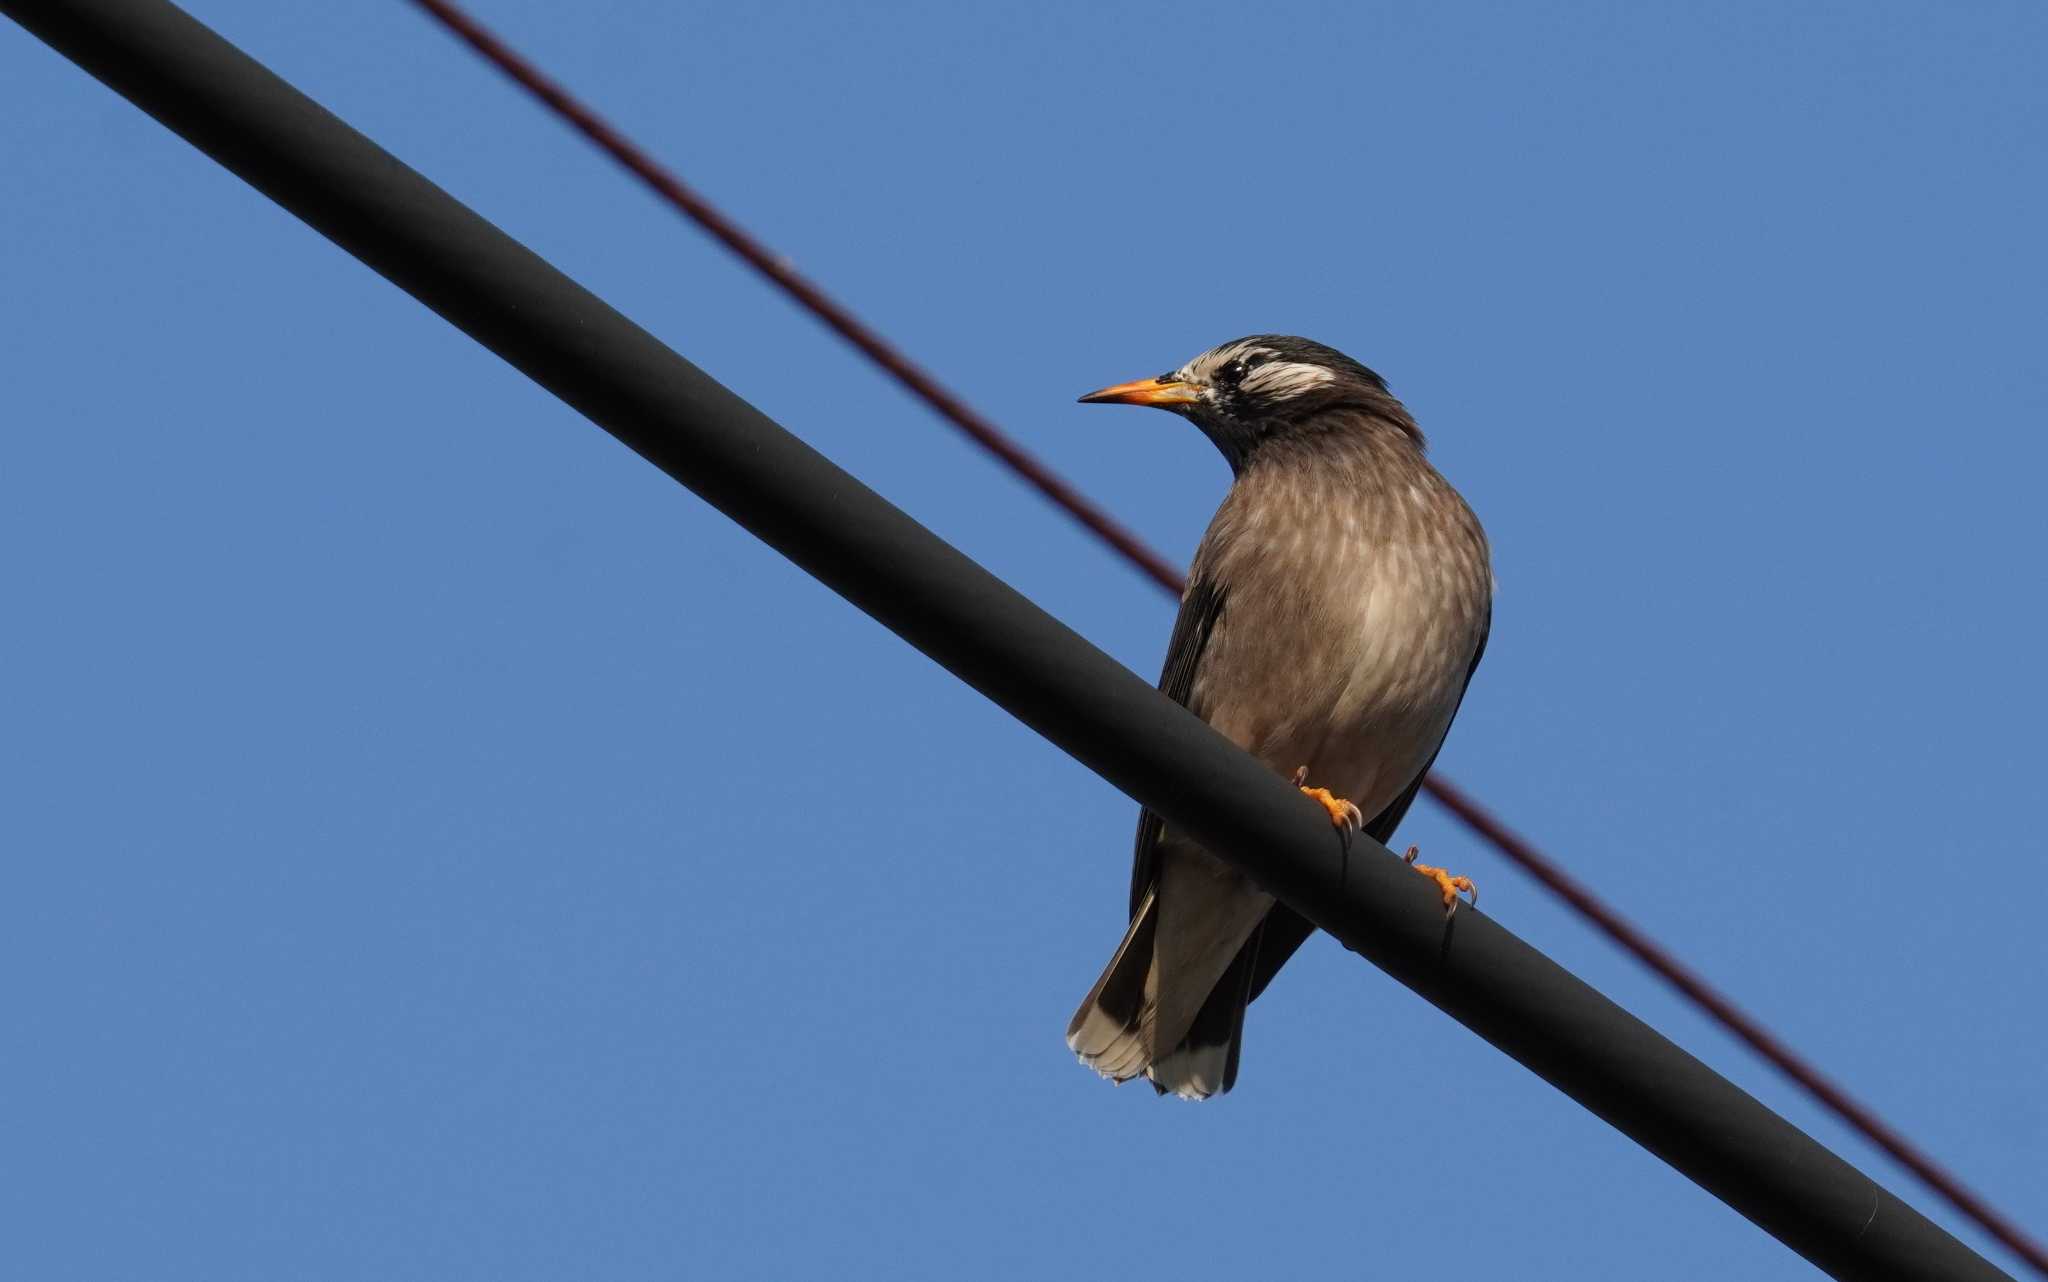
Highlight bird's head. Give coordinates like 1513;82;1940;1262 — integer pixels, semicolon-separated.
1078;335;1417;470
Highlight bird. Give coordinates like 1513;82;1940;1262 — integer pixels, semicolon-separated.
1066;335;1493;1100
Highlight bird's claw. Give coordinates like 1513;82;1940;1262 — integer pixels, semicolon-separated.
1292;766;1364;841
1403;844;1478;918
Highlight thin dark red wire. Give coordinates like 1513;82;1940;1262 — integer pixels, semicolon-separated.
408;3;2047;1273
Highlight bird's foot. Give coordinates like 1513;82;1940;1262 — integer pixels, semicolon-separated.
1403;845;1477;918
1291;766;1363;838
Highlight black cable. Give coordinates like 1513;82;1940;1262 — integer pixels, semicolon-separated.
0;3;2021;1279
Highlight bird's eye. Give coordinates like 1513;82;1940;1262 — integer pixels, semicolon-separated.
1218;358;1248;388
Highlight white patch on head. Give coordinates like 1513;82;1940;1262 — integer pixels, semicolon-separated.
1178;340;1334;405
1180;341;1267;379
1240;360;1336;401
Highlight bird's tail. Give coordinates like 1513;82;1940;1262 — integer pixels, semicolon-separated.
1065;889;1259;1100
1145;940;1255;1100
1066;886;1160;1085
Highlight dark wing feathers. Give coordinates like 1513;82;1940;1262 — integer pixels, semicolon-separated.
1128;577;1225;915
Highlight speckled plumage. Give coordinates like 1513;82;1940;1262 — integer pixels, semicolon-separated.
1067;336;1493;1099
1192;425;1490;807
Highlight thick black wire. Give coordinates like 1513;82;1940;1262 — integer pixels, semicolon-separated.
0;2;2024;1278
396;2;2048;1272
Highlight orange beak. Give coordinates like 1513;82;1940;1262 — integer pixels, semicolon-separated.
1076;376;1201;408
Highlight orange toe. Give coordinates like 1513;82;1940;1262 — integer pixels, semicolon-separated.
1403;845;1478;917
1299;784;1364;833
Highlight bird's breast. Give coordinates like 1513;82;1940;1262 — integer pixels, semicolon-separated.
1186;440;1491;815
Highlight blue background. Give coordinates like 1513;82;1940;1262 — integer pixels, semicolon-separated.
4;2;2044;1278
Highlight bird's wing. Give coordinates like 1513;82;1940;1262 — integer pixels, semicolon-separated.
1128;576;1226;916
1245;602;1492;1001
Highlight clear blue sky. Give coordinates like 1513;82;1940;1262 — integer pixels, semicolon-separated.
4;2;2044;1278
